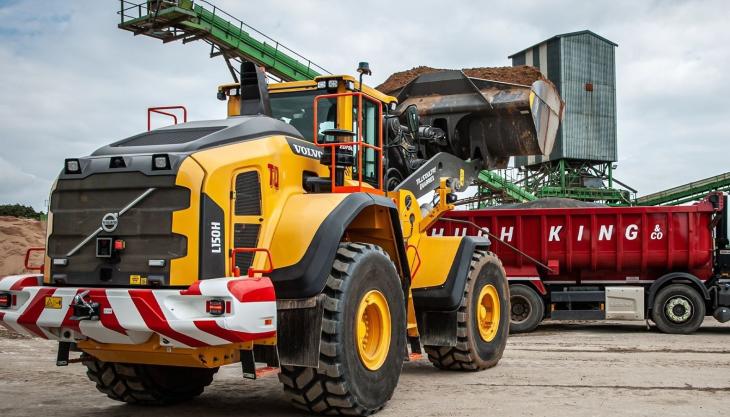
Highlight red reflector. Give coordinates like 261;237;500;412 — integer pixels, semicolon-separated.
114;240;126;251
264;318;273;326
0;292;11;308
206;299;225;316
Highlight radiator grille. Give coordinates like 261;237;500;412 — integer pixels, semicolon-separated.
234;223;261;271
47;172;189;287
235;171;262;215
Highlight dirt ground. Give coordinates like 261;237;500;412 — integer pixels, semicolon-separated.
0;216;45;276
1;319;728;417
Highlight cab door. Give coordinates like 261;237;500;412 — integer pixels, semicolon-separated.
352;96;382;188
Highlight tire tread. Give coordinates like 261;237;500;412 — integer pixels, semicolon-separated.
81;355;215;405
279;242;397;415
424;250;507;371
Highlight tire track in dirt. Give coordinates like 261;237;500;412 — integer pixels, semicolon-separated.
464;382;730;393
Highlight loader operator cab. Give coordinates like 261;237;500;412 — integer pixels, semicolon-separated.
218;73;397;192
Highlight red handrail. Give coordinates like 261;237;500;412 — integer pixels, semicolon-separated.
312;92;383;195
230;247;274;277
147;106;188;131
24;247;45;273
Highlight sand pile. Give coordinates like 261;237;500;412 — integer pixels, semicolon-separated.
376;65;545;95
0;216;45;276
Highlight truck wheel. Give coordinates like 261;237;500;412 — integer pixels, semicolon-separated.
509;284;544;334
424;251;510;370
82;354;217;405
652;284;706;334
279;242;406;415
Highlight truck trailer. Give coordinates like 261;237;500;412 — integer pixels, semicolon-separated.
431;193;730;334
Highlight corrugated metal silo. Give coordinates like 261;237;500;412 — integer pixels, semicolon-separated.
510;31;618;166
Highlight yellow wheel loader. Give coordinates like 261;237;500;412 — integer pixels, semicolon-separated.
0;62;562;414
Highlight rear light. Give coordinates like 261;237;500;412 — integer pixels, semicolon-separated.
206;299;226;316
114;239;126;251
0;292;11;309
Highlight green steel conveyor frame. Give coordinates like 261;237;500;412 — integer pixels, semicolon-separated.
118;0;327;82
635;172;730;206
477;170;537;203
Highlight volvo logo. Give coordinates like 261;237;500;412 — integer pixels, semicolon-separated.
101;213;119;233
65;188;156;258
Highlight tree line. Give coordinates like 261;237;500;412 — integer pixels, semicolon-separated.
0;204;46;219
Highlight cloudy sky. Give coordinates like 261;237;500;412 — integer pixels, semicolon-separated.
0;0;728;210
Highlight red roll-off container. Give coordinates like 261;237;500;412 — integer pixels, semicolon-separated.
432;198;721;284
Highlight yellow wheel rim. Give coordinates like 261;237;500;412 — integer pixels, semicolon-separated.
477;284;500;342
355;290;391;371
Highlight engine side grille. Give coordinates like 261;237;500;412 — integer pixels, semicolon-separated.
234;223;261;271
235;171;262;215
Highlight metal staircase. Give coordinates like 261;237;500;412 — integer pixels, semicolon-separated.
477;170;537;203
118;0;328;82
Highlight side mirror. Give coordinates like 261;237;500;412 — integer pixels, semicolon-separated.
405;104;419;134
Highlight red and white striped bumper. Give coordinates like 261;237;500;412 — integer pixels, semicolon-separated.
0;275;277;348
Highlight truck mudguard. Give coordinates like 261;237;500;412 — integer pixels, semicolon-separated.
647;272;711;312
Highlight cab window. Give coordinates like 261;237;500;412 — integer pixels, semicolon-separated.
270;90;336;142
352;98;381;187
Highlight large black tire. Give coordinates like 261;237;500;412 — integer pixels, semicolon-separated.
278;242;406;415
425;251;510;370
82;354;217;405
509;284;544;334
651;284;706;334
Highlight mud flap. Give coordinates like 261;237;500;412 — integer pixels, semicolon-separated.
276;295;325;367
253;345;280;367
416;310;458;347
241;350;256;379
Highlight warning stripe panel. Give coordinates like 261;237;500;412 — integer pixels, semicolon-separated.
92;291;127;336
129;290;206;348
0;276;277;347
194;320;275;343
16;288;55;339
10;276;42;291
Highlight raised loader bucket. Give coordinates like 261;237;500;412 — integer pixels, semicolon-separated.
395;70;563;169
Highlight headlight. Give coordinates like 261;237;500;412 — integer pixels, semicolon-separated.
64;159;81;174
152;154;170;170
